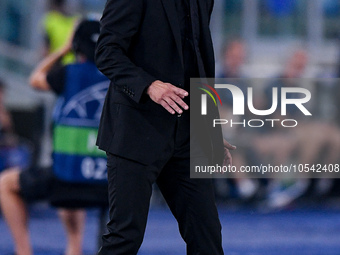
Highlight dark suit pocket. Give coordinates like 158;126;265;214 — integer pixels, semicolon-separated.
111;89;151;111
109;104;173;165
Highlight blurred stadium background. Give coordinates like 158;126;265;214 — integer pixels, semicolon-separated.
1;0;340;254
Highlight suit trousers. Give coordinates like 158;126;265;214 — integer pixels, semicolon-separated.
98;113;224;255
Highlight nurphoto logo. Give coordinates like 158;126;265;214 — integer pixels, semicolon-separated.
200;84;312;128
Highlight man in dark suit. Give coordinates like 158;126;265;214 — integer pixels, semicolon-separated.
95;0;235;254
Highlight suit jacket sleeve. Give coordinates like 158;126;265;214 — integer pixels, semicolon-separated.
95;0;156;103
208;0;214;24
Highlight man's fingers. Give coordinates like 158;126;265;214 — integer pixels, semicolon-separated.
170;95;189;110
160;100;175;114
178;94;186;99
223;139;236;150
174;87;189;98
164;97;183;114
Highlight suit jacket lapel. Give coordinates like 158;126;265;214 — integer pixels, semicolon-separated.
160;0;184;68
196;0;215;77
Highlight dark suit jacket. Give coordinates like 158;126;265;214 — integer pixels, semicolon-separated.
95;0;224;165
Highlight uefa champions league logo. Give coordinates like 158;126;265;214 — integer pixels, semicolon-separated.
56;81;110;127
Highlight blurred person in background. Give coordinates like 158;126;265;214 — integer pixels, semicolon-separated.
255;49;310;167
42;0;78;64
218;39;247;79
215;39;261;204
254;49;310;209
0;79;33;173
0;19;109;255
255;49;340;209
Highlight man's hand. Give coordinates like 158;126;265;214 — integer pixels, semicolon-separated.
223;139;236;166
147;80;189;114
